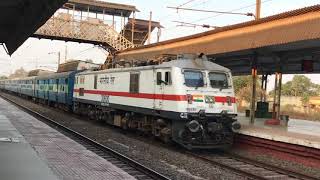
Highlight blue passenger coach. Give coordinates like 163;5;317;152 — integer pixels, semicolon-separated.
34;71;78;109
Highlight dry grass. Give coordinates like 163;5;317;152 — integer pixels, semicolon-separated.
280;104;320;121
237;104;320;121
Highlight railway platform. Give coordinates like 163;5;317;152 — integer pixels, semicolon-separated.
237;114;320;149
0;97;136;180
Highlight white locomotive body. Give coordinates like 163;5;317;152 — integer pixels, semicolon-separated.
73;55;240;149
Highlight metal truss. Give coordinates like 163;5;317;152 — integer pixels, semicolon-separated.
35;15;135;51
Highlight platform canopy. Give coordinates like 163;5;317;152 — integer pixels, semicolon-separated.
0;0;68;55
116;5;320;75
122;18;163;46
64;0;138;17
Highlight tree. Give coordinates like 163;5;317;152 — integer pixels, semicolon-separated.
233;76;263;107
291;75;313;96
269;75;320;104
0;76;7;79
9;67;28;78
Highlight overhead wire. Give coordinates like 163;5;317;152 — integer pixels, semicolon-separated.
157;0;208;22
70;45;97;59
165;0;273;32
177;0;197;8
190;0;274;23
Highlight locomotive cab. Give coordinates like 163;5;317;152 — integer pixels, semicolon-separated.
157;54;241;149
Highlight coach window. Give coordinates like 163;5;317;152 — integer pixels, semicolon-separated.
156;72;162;85
94;75;97;89
130;73;139;93
165;71;172;85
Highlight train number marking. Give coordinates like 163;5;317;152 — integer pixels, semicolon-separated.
101;95;109;106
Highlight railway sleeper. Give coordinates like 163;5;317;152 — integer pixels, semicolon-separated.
263;174;289;180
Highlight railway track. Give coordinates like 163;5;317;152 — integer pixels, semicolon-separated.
187;152;319;180
0;94;170;180
1;92;319;180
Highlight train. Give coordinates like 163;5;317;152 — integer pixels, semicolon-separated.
0;54;241;149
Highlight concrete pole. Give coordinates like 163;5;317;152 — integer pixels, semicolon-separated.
72;4;75;20
123;16;126;34
256;0;261;20
58;52;61;65
64;45;67;62
87;6;90;18
157;27;161;43
102;9;105;21
272;73;278;119
250;67;257;124
131;12;135;44
148;11;152;45
276;73;282;120
264;75;268;101
260;75;264;101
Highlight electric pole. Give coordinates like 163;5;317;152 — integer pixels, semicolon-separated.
147;11;152;45
256;0;261;20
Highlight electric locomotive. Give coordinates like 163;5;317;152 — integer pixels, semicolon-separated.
73;54;241;149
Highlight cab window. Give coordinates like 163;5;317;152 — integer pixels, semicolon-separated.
156;72;161;85
94;75;98;89
165;71;172;85
184;71;204;87
129;73;139;93
209;72;228;88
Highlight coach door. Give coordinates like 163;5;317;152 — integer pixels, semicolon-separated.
64;78;68;103
154;70;165;110
55;79;59;102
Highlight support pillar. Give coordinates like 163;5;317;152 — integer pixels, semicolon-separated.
276;72;282;120
157;27;161;43
112;15;115;29
250;67;258;124
120;12;123;35
260;74;268;102
264;75;268;101
272;73;278;119
266;72;281;125
147;11;152;45
131;12;135;44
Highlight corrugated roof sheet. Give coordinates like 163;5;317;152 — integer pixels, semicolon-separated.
66;0;138;17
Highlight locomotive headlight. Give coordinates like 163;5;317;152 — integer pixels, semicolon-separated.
187;120;200;133
231;121;241;132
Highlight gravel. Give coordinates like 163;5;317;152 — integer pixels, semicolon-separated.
228;148;320;179
1;92;246;180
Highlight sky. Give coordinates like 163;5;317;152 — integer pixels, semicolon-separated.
0;0;319;91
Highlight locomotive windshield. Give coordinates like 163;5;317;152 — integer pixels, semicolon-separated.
184;71;204;87
209;72;228;88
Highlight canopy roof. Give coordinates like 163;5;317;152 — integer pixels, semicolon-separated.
116;5;320;75
0;0;67;55
65;0;138;17
122;18;163;46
